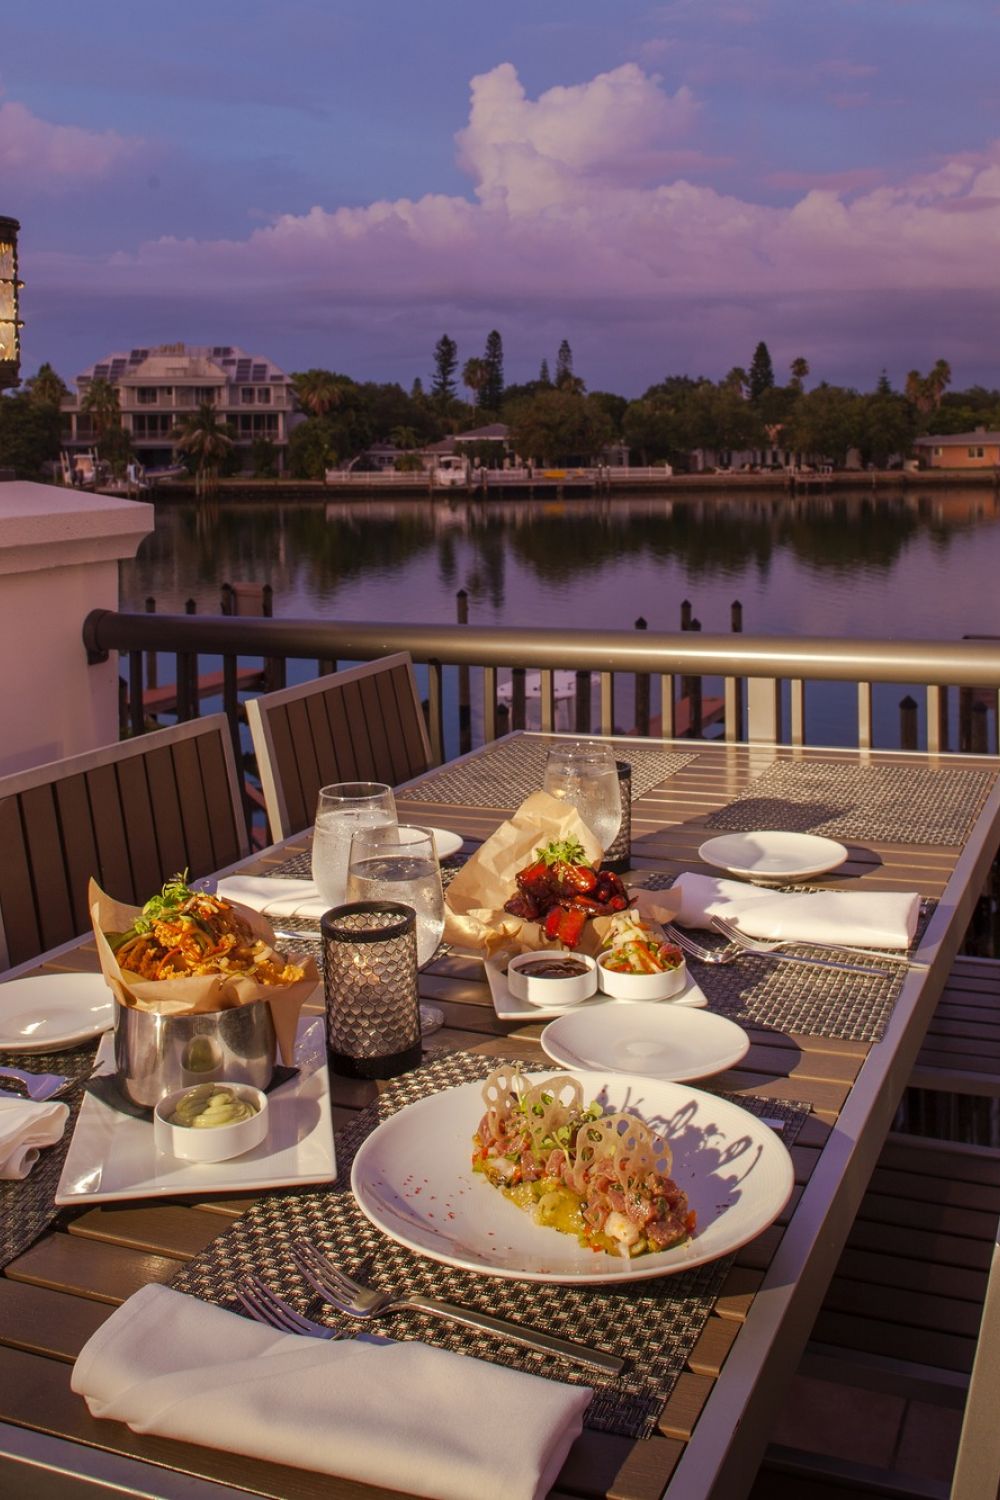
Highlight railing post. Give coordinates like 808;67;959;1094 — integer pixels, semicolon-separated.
177;599;197;721
729;600;744;740
425;662;445;765
144;596;158;690
899;694;918;751
746;677;782;743
456;589;471;755
634;617;650;736
575;670;591;734
511;667;526;730
972;700;988;754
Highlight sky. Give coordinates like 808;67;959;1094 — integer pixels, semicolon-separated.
4;0;1000;397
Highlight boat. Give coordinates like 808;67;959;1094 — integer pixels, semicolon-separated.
433;454;470;488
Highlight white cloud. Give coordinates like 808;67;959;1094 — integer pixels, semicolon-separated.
0;99;142;185
23;62;1000;371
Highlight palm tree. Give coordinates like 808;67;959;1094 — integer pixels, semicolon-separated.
927;359;952;410
462;357;488;406
80;377;121;446
724;367;749;396
173;403;234;494
789;357;810;393
291;369;344;418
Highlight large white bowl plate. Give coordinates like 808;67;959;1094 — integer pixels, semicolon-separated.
0;972;114;1052
351;1070;794;1284
699;830;848;883
540;1002;750;1083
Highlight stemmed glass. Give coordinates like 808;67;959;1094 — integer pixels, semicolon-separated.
346;824;446;1034
542;741;623;854
311;782;397;909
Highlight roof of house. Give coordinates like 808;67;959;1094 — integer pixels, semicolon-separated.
454;423;510;442
914;431;1000;446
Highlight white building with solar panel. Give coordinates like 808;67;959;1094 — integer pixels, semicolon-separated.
60;343;296;474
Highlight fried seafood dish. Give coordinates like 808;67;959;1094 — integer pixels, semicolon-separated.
108;874;304;985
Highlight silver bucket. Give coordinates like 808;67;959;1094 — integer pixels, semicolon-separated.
113;998;276;1108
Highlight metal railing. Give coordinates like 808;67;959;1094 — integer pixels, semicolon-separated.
83;608;1000;764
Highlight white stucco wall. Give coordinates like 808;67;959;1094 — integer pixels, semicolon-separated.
0;481;153;775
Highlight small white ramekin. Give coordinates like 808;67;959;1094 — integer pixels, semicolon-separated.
596;952;688;1002
506;950;598;1008
153;1083;269;1163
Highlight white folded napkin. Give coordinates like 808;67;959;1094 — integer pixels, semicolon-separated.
72;1284;591;1500
0;1095;70;1180
215;874;331;921
672;872;919;949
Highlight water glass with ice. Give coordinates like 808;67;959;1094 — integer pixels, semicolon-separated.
542;741;623;853
345;824;445;969
311;782;397;909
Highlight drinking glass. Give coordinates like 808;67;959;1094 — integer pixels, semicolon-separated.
346;824;446;1034
311;782;397;909
542;741;623;853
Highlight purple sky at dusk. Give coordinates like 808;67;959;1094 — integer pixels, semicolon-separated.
4;0;1000;397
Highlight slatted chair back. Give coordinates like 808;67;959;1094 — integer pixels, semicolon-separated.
246;653;433;841
0;714;248;973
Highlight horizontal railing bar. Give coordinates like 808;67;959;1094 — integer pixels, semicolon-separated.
82;610;1000;689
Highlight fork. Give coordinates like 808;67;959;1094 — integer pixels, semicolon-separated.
235;1275;345;1341
0;1065;74;1101
291;1240;624;1376
664;924;740;965
709;915;920;970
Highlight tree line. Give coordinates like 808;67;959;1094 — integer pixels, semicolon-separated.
0;338;997;481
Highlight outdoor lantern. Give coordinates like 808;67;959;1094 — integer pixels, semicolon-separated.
0;216;23;391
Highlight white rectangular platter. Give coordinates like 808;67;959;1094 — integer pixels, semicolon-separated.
484;958;708;1020
55;1015;336;1205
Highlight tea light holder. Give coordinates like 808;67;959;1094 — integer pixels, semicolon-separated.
321;902;422;1079
602;760;632;874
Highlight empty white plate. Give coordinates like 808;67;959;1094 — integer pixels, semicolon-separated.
425;826;463;860
0;972;114;1052
541;1002;750;1083
699;830;848;883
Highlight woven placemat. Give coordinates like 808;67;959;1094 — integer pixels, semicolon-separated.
642;875;933;1043
0;1039;98;1270
705;759;996;847
403;738;696;810
172;1050;807;1440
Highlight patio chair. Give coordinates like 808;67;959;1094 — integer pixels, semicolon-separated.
246;653;433;841
0;714;248;973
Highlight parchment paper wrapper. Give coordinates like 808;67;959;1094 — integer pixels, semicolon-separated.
442;791;680;959
88;880;319;1067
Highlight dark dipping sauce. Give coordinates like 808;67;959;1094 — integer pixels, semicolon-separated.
515;958;591;979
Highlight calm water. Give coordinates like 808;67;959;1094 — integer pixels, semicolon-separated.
120;487;1000;752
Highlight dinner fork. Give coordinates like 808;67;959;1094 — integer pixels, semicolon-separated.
291;1240;624;1375
235;1275;345;1341
664;924;740;965
710;915;921;969
666;922;886;978
0;1065;74;1102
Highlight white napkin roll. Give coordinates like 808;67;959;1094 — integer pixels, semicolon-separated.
0;1096;70;1180
215;875;331;920
72;1284;591;1500
673;873;919;949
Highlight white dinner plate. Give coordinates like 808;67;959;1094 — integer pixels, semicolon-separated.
540;1002;750;1083
55;1016;336;1205
699;830;848;883
0;972;114;1053
425;826;464;861
484;957;707;1020
351;1070;794;1284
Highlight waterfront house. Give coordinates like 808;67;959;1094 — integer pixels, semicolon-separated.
60;343;296;474
914;430;1000;470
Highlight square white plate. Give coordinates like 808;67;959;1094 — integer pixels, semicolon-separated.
55;1016;336;1205
484;957;707;1020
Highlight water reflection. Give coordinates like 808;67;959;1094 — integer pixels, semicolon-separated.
122;487;1000;644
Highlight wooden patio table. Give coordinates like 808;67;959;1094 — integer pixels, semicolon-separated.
2;734;999;1500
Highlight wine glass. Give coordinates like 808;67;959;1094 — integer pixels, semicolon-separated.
346;824;446;1035
311;782;397;909
542;741;623;854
